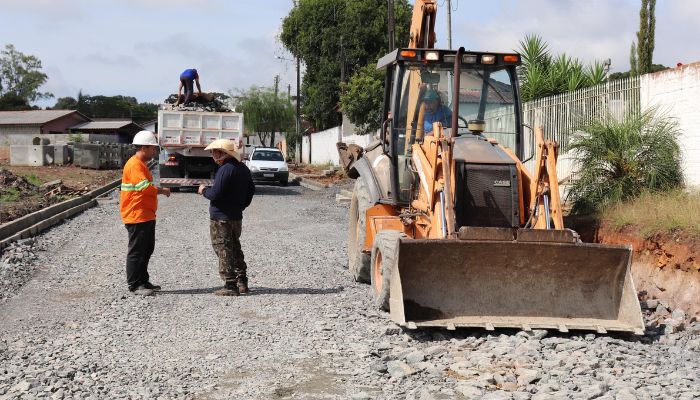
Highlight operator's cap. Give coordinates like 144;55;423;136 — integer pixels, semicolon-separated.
423;89;440;102
204;138;241;161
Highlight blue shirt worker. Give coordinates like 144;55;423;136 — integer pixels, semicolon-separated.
423;89;452;134
178;68;202;105
198;139;255;296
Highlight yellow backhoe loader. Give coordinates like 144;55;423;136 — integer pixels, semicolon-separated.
337;0;644;334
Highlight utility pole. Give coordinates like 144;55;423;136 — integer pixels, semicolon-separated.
272;75;279;147
296;56;301;163
446;0;452;49
388;0;395;51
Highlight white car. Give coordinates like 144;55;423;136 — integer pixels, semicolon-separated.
245;147;289;186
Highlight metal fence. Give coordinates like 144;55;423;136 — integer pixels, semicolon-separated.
484;76;641;181
522;76;640;151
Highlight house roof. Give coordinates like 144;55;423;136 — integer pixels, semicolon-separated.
72;120;141;130
0;110;88;125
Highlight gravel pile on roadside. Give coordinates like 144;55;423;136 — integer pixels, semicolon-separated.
0;238;43;303
0;185;698;399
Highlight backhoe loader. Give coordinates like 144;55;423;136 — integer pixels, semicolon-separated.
337;0;644;334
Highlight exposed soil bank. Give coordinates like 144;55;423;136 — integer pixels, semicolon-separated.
568;216;700;318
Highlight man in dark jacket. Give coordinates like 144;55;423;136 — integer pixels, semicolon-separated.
198;139;255;296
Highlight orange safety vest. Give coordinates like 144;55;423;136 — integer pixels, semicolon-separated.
120;156;158;224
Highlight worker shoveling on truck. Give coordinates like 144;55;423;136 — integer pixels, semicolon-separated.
177;68;202;105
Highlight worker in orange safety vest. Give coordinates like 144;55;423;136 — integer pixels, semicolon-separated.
120;130;171;296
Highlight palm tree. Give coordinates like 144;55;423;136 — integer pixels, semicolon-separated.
567;109;683;214
517;34;608;102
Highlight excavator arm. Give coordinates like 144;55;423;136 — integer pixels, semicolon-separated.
409;0;437;48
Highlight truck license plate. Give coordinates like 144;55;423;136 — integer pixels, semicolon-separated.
263;173;275;178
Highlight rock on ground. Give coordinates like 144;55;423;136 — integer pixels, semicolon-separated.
0;184;698;399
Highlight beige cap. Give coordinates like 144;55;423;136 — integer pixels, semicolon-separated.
204;138;241;161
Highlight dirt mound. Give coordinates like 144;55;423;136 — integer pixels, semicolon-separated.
162;92;231;112
0;168;92;224
0;168;36;192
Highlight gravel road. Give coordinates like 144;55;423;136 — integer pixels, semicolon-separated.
1;184;699;399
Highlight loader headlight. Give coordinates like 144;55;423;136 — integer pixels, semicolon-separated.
481;54;496;64
424;51;439;61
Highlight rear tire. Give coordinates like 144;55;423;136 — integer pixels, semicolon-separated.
371;230;406;311
347;176;372;282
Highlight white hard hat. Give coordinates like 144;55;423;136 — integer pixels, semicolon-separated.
132;130;159;146
204;138;241;161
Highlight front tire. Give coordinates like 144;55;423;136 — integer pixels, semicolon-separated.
347;176;372;282
370;230;406;311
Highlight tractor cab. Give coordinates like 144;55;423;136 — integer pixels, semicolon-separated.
378;48;524;203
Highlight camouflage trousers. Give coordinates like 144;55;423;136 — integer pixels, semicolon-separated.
209;219;248;287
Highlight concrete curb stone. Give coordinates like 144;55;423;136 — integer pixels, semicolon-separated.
289;172;329;191
0;178;121;250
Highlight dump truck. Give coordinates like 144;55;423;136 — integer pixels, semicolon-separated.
337;0;644;334
157;107;244;189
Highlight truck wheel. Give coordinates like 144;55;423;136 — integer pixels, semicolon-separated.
348;176;372;282
371;230;406;311
280;179;288;186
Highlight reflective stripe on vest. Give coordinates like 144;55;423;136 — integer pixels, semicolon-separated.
121;179;152;192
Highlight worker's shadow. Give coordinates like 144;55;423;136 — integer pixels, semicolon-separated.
246;286;344;296
158;286;344;296
158;287;220;295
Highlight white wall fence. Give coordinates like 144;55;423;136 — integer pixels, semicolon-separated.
640;62;700;187
302;126;373;165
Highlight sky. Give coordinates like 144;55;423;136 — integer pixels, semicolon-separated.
1;0;698;109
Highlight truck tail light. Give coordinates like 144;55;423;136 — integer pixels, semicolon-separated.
168;154;176;161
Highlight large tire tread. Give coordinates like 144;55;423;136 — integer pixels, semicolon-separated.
370;230;407;311
347;176;372;283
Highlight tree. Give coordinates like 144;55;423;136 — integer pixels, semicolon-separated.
0;92;33;111
56;93;157;123
567;109;683;214
517;34;609;102
0;44;53;104
52;96;78;110
280;0;412;131
233;86;295;148
636;0;656;74
339;65;384;135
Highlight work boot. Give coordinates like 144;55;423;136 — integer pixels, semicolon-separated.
144;282;161;291
236;281;249;294
214;285;239;296
130;284;154;296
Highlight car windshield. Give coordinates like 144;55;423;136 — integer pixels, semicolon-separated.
251;150;284;161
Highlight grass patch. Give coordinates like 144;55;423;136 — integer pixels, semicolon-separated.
0;187;21;202
602;189;700;238
24;173;44;186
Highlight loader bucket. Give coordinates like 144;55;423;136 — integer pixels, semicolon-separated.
388;237;645;334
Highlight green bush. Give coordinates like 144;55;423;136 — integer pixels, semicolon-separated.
567;109;683;214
